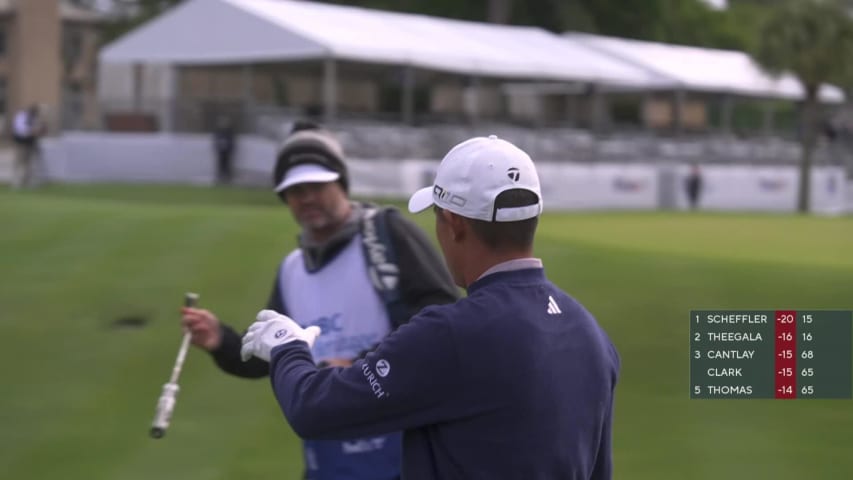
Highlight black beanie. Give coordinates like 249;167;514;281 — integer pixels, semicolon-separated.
273;120;349;196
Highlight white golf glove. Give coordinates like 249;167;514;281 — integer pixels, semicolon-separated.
240;310;322;362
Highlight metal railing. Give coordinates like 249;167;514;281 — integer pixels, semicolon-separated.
89;99;853;171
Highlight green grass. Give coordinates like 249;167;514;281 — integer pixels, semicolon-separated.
1;184;851;479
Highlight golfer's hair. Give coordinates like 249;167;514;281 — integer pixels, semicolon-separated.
468;189;539;251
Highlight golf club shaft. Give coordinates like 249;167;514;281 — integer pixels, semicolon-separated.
169;333;191;384
149;292;199;439
172;292;199;384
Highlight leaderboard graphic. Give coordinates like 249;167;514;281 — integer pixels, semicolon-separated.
690;310;852;399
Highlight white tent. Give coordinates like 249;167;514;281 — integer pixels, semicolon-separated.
99;0;672;87
566;32;844;103
98;0;842;130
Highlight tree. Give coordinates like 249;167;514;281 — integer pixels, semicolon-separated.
319;0;766;50
753;0;853;213
486;0;512;24
93;0;184;43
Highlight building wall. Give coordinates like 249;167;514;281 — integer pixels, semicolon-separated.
0;0;102;138
60;20;101;130
14;0;61;121
0;16;12;132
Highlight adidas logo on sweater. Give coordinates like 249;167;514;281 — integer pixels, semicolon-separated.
546;295;562;315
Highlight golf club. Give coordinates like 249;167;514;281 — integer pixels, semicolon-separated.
149;292;199;439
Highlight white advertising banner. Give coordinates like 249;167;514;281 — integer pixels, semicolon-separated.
37;133;848;214
670;164;847;214
41;133;278;185
42;133;216;184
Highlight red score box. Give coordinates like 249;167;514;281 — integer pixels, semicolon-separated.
774;310;797;399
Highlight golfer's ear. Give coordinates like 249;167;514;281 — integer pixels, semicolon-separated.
445;210;467;241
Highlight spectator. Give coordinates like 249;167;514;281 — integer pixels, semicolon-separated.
685;163;703;210
212;116;237;185
11;104;46;188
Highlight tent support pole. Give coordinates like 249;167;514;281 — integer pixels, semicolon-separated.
565;87;577;128
165;64;179;132
323;58;337;125
402;65;414;125
590;83;605;134
763;101;775;137
241;64;255;132
467;76;480;125
641;91;654;131
721;94;734;134
673;89;685;136
132;63;143;112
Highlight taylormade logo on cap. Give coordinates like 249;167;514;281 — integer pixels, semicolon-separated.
408;135;543;222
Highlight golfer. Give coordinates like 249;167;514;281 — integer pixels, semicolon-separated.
241;135;621;479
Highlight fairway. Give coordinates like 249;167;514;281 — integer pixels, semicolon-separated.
1;185;851;479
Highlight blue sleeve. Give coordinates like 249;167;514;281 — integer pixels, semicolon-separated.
590;394;614;480
268;308;459;439
591;342;620;480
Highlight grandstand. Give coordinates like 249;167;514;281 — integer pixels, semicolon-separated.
255;116;848;168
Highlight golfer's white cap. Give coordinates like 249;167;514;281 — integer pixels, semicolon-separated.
274;164;340;193
408;135;543;222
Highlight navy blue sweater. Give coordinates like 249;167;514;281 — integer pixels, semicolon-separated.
269;268;620;479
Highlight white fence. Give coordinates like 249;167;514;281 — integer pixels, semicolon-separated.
25;132;849;214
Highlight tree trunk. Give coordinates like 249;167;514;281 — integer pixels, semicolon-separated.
798;86;818;213
487;0;512;24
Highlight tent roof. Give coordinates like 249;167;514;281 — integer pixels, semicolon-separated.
99;0;326;65
99;0;843;102
567;32;845;103
99;0;673;87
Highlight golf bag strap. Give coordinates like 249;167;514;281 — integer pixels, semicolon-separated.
360;207;406;328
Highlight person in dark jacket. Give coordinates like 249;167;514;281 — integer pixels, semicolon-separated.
182;121;459;480
685;163;703;210
241;135;621;480
212;116;236;185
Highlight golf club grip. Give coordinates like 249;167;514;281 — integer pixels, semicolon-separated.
184;292;199;308
150;383;179;438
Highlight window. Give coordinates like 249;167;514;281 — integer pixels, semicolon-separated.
62;27;84;70
63;81;85;130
